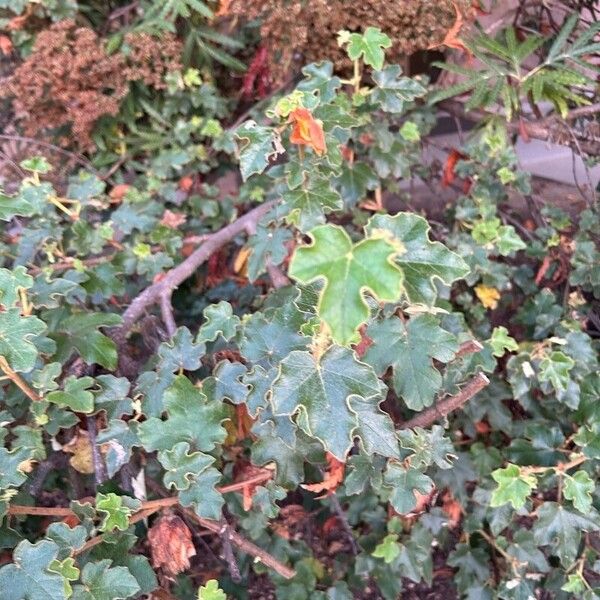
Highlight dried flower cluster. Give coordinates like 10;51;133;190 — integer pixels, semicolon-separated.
229;0;472;84
3;20;182;149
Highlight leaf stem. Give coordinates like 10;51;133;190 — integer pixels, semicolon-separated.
0;356;42;402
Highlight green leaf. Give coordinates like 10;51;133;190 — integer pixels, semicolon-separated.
96;493;139;533
371;66;426;113
239;309;309;368
563;470;594;513
197;301;240;343
158;441;214;491
383;463;434;514
364;315;458;410
21;156;52;174
334;162;379;207
0;540;67;600
246;225;292;282
366;212;469;304
398;425;457;469
0;191;34;221
235;121;281;181
93;375;132;420
49;557;79;597
198;579;227;600
0;446;34;490
539;351;575;392
138;375;227;452
56;313;121;370
0;309;46;373
177;466;224;520
157;327;205;373
96;420;140;478
297;61;342;104
0;266;33;308
490;464;537;509
533;502;600;565
270;346;394;460
283;177;343;231
346;27;392;70
47;376;95;413
372;534;401;563
289;224;404;345
203;361;247;405
71;559;140;600
489;326;518;357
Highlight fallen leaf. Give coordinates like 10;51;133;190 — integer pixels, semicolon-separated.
215;0;231;17
474;284;500;310
109;184;130;204
442;149;466;187
288;108;327;156
352;325;373;358
302;453;345;497
6;14;28;31
62;430;95;474
441;490;462;528
148;513;196;578
233;247;251;276
475;420;490;435
0;35;13;55
178;176;194;193
160;209;187;229
230;462;271;510
429;1;467;51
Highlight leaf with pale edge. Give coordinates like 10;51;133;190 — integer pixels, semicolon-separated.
283;177;342;231
383;463;434;514
0;309;46;373
296;61;342;104
289;224;403;345
71;559;140;600
235;121;281;181
138;375;227;452
563;470;594;513
47;376;95;413
345;27;392;70
371;66;427;113
0;540;66;600
270;346;395;460
197;301;240;343
364;314;458;410
490;463;537;509
366;212;469;304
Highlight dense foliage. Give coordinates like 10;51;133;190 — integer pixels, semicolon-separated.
0;2;599;599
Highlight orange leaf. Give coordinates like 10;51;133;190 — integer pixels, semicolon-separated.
109;184;130;204
148;513;196;578
302;453;345;497
178;176;194;193
442;149;466;187
0;35;13;55
288;108;326;156
232;462;272;511
216;0;232;16
160;209;187;229
429;1;467;51
441;490;462;528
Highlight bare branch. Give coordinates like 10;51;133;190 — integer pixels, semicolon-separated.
400;372;490;430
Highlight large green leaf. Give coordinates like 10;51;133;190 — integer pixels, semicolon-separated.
289;224;404;345
47;376;95;413
71;560;140;600
366;213;469;304
0;309;46;373
0;540;67;600
490;464;537;509
269;346;398;460
364;314;458;410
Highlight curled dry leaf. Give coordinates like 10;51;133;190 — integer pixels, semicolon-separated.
441;490;462;528
160;209;187;229
62;429;95;474
232;461;272;510
302;453;345;497
148;513;196;578
288;108;326;156
474;284;501;310
429;0;467;52
109;184;131;204
0;35;13;56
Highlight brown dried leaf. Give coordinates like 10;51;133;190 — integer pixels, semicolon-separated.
62;430;94;474
160;209;187;229
148;513;196;578
301;453;345;497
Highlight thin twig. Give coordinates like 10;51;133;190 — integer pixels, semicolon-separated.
159;292;177;338
220;519;242;583
329;494;359;555
114;201;276;340
454;339;484;359
265;257;290;289
86;415;107;486
400;372;490;430
0;356;41;402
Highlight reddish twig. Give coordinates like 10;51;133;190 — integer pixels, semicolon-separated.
0;356;41;402
400;372;490;430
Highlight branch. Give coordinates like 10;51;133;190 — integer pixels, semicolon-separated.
438;100;600;156
0;356;41;402
400;372;490;430
114;201;276;339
